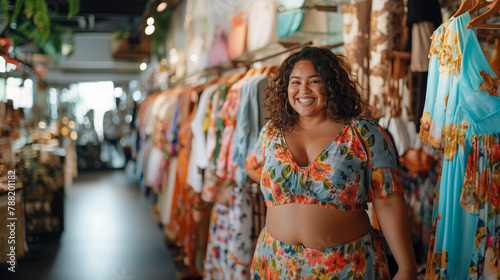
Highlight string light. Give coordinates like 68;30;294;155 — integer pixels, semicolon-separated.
140;62;147;71
145;25;155;35
147;17;155;25
157;2;167;12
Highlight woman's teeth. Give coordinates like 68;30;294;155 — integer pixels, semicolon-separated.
298;98;314;104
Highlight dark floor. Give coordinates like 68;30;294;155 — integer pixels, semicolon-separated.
1;168;179;280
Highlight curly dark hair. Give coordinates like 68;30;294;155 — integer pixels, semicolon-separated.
264;46;364;132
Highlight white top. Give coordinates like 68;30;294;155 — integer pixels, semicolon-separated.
191;84;219;169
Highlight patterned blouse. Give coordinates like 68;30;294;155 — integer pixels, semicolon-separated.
245;116;404;211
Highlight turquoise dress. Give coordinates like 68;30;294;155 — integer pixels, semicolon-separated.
420;12;500;279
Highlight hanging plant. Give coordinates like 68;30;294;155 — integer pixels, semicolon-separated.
150;7;172;61
1;0;80;61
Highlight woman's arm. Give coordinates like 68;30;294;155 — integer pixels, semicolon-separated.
372;192;417;280
246;166;262;183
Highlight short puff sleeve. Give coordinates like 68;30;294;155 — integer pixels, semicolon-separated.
356;118;404;201
245;121;270;179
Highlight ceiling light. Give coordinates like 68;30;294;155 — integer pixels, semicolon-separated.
38;121;47;129
147;17;155;25
145;25;155;35
133;90;142;101
157;2;167;12
140;63;147;71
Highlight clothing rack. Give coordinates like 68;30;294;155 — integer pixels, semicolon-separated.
233;41;314;67
171;41;320;87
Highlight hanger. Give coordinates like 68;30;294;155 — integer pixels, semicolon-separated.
241;67;256;80
467;0;500;28
454;0;477;17
262;65;278;77
470;0;493;14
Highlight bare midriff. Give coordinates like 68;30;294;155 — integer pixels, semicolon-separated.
265;203;372;249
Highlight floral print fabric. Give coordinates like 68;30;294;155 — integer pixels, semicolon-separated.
245;116;404;211
251;226;390;280
203;204;230;280
419;12;500;279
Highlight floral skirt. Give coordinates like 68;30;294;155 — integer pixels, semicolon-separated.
251;226;390;280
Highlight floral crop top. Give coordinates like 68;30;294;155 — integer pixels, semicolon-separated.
245;116;404;211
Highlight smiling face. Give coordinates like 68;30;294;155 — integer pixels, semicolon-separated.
287;60;326;120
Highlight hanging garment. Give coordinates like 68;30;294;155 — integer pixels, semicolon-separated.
227;186;254;280
276;0;305;38
406;0;442;30
489;38;500;78
255;79;269;128
203;203;230;280
216;78;246;181
167;94;195;248
368;0;391;118
399;161;440;263
227;12;248;60
247;0;278;52
209;27;229;67
342;0;372;104
233;75;267;187
410;21;435;73
419;12;500;279
191;84;219;171
202;84;227;203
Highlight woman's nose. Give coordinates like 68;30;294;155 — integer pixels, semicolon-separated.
299;84;310;93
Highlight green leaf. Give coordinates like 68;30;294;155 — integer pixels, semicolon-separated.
33;0;51;41
345;153;353;160
338;183;345;190
272;241;277;254
2;0;9;24
323;180;332;189
305;180;312;189
67;0;80;19
24;0;34;19
367;135;375;147
319;151;328;161
270;169;275;180
333;275;340;280
340;146;348;155
299;174;305;188
360;124;369;137
281;182;287;192
281;164;291;178
276;177;284;183
347;271;353;278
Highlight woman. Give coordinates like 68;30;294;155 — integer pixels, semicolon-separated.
246;47;416;279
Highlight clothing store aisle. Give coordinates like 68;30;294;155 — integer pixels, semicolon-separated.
1;169;179;280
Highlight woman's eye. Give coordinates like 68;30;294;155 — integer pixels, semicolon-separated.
291;81;300;85
310;80;321;84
